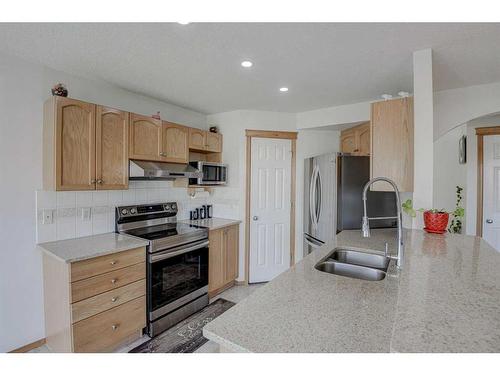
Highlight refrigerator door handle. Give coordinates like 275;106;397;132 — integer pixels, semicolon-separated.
309;165;319;229
315;167;322;225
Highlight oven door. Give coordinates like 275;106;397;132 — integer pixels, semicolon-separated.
201;163;227;185
148;239;209;321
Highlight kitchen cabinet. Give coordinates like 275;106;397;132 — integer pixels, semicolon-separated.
42;246;146;352
161;122;189;163
189;128;223;153
129;113;163;162
43;97;128;191
208;224;239;297
370;97;414;192
96;106;129;190
340;122;370;156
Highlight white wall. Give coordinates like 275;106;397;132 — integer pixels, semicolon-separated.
0;52;206;352
433;124;467;223
206;110;340;280
296;101;371;130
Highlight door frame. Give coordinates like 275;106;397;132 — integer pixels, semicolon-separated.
476;126;500;237
244;130;298;284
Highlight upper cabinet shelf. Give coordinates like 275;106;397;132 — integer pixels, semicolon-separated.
43;96;224;191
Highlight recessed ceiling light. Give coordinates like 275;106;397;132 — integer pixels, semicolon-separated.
177;21;190;25
279;87;289;92
241;61;253;68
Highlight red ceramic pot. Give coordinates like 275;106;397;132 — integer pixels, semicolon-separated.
423;211;449;234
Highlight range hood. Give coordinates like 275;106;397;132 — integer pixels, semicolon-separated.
129;160;202;180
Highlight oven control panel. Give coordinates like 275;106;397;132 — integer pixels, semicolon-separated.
116;202;178;221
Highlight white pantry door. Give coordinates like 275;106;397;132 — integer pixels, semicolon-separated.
249;137;292;283
483;135;500;252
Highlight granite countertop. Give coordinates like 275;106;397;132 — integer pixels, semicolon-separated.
37;233;149;263
180;218;241;231
203;229;500;352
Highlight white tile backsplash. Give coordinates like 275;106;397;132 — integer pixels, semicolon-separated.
35;182;225;243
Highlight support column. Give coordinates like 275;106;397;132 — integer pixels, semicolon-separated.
412;49;434;228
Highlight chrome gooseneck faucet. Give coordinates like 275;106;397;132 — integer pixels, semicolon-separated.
361;177;404;269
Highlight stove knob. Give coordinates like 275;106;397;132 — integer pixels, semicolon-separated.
130;208;137;215
121;209;128;215
171;203;177;210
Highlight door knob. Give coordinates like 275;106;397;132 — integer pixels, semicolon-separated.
486;219;493;224
253;216;258;221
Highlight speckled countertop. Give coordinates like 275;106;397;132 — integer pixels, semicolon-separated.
203;229;500;352
38;233;149;263
180;218;241;231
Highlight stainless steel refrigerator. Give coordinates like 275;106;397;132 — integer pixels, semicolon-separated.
303;153;397;256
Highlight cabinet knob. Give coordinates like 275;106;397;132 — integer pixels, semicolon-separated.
111;324;118;331
110;260;117;265
486;219;493;224
111;297;118;302
159;152;166;156
97;179;103;184
111;278;117;284
90;179;96;184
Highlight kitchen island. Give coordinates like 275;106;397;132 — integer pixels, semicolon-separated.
203;229;500;352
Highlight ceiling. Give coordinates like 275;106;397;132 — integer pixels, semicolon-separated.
1;23;499;114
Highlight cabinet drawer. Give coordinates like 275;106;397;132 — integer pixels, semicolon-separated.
73;296;146;353
70;247;145;282
72;279;145;323
71;262;145;302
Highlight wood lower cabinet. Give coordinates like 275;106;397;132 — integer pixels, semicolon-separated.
208;224;239;297
371;97;414;192
129;113;163;161
96;106;129;189
162;122;189;163
42;247;146;352
43;98;128;191
340;122;370;156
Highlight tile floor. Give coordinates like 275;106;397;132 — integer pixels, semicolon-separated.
28;283;264;353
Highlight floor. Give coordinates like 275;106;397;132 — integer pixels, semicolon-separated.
28;283;263;353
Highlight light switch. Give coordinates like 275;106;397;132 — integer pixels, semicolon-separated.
81;207;91;221
42;209;54;225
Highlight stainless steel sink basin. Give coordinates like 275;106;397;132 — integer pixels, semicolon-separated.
315;247;390;281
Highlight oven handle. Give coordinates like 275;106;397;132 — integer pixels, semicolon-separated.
150;240;209;263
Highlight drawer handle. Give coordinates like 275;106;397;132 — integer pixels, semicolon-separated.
111;324;119;331
111;297;118;302
110;260;117;265
111;278;117;284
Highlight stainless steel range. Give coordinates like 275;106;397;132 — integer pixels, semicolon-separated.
115;202;209;337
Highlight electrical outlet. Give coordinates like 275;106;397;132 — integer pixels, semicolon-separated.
81;207;91;221
42;209;54;225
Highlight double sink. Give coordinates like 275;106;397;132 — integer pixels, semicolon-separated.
315;247;390;281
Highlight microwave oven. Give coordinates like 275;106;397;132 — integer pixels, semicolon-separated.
189;161;228;185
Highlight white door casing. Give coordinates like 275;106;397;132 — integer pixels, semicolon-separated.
249;138;292;283
483;135;500;251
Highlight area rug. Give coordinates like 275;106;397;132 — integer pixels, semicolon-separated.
130;298;235;353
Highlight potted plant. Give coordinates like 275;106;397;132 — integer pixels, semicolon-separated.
422;209;450;234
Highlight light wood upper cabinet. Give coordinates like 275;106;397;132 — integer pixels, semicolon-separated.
44;97;96;191
340;122;370;156
371;97;414;192
206;132;222;153
96;106;128;190
208;224;239;296
189;128;206;151
129;113;162;161
162;122;189;163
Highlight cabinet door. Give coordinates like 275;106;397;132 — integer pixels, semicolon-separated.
371;98;414;191
96;106;129;190
55;97;96;190
206;132;222;153
189;128;207;151
223;225;239;283
208;229;225;293
340;130;357;154
129;114;162;161
356;123;371;156
162;122;189;163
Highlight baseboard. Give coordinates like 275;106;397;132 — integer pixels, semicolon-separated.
9;338;46;353
234;280;247;286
